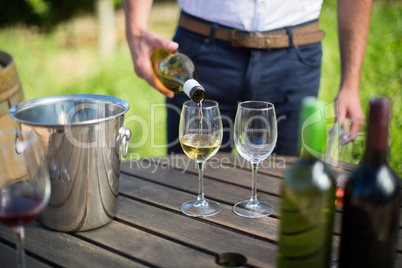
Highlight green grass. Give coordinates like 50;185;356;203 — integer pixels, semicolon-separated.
0;2;400;175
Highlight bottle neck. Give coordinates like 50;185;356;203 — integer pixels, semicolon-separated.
183;79;206;103
363;123;389;165
363;148;388;165
297;98;326;161
363;98;391;165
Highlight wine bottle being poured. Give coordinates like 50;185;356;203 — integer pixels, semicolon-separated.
151;49;206;103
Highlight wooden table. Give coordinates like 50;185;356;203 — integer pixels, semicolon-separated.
0;153;401;267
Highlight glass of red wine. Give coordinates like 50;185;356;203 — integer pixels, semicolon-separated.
0;129;50;268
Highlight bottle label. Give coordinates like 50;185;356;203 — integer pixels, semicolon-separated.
183;79;200;98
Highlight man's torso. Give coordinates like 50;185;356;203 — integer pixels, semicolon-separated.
178;0;323;31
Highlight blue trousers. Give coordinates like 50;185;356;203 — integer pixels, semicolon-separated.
166;19;322;156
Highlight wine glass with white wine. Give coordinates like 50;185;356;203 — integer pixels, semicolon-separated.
233;101;277;218
179;100;223;217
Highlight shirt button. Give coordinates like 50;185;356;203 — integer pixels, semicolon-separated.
259;0;266;5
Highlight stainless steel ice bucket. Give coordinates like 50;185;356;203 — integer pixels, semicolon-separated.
9;94;131;232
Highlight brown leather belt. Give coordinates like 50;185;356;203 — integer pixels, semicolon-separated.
179;14;325;49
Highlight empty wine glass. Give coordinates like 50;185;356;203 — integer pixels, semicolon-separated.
179;100;223;217
233;101;277;218
0;129;50;268
325;118;366;207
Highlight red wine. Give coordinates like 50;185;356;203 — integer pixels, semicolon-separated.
0;187;43;228
338;98;400;268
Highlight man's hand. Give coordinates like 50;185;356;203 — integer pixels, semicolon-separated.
335;87;364;142
124;0;178;98
126;29;178;98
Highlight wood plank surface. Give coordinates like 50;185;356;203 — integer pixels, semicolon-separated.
119;156;402;266
118;171;279;242
116;196;277;268
120;154;402;253
0;153;401;268
120;160;280;212
77;219;221;267
0;222;147;267
0;242;51;268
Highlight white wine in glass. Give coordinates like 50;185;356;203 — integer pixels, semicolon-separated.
181;134;221;162
233;101;277;218
179;100;223;217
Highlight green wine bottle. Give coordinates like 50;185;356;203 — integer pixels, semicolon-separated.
151;49;206;103
277;97;336;268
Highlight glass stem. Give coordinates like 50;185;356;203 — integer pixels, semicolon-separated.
14;225;26;268
196;161;206;206
250;162;259;205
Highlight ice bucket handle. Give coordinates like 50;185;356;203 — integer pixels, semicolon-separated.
14;127;22;155
120;127;131;158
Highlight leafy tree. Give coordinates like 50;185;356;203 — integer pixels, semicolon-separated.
0;0;95;29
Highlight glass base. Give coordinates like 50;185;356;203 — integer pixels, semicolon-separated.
233;200;274;218
181;200;221;217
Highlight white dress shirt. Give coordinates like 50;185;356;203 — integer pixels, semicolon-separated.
178;0;323;31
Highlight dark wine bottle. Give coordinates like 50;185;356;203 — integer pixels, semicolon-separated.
277;97;336;268
338;97;400;268
151;49;206;103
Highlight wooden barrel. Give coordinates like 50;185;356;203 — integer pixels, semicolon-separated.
0;50;24;130
0;51;25;187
